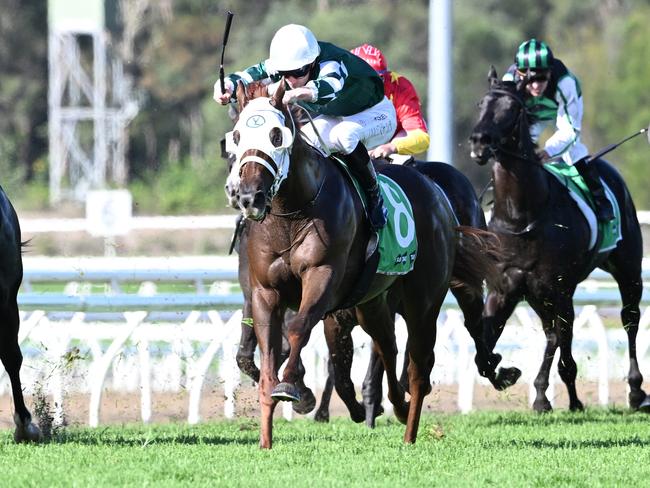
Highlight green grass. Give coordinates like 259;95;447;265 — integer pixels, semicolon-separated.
1;409;649;487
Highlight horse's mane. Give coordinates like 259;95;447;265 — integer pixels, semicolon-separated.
242;81;305;127
244;81;270;99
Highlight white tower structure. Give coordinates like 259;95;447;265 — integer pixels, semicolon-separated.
48;0;138;203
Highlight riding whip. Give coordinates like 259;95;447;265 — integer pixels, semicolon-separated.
587;125;649;162
219;11;234;94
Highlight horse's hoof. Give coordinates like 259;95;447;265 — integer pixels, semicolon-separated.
570;400;584;412
364;403;384;428
393;401;409;425
493;366;521;391
313;408;330;423
14;422;43;443
271;382;300;402
346;403;365;424
533;399;553;413
292;387;316;414
636;395;650;413
629;390;648;410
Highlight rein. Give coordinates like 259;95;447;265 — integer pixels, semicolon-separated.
269;174;326;218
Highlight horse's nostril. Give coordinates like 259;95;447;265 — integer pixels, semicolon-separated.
480;134;492;145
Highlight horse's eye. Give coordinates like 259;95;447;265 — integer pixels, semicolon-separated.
233;130;240;145
269;127;283;148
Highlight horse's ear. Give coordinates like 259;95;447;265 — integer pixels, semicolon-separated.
236;80;247;113
488;65;499;87
272;78;286;108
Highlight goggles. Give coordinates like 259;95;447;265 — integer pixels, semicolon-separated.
517;69;550;83
278;63;312;78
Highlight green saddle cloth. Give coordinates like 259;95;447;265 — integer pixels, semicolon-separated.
543;161;622;252
332;156;417;275
376;174;418;275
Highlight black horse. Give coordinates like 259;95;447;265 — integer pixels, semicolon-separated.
0;186;42;441
469;67;650;412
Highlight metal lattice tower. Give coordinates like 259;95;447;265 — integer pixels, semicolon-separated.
48;0;138;203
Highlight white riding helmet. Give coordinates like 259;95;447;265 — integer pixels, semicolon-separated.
267;24;320;72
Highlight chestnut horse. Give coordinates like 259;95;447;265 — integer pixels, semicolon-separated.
0;186;42;442
227;139;519;425
469;68;650;412
232;80;513;448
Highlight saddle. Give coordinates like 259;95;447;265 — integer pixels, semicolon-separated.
543;162;621;253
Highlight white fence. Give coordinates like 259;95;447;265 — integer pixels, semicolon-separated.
17;212;650;234
6;255;650;427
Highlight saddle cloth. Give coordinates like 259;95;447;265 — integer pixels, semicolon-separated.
331;156;418;275
376;174;418;275
543;162;622;253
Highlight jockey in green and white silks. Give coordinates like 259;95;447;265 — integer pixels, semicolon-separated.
503;41;588;165
214;24;397;230
502;39;614;222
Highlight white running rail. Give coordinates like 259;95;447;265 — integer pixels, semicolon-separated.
5;256;650;427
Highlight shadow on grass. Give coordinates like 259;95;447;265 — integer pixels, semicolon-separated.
480;407;648;427
507;436;648;449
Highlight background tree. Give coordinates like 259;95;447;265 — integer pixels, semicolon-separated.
1;0;648;212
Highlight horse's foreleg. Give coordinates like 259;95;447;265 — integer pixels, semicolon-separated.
0;303;41;443
278;310;316;415
362;346;385;427
483;290;521;351
454;287;521;391
236;311;260;383
554;301;583;412
323;314;364;422
274;267;336;402
251;287;284;449
532;321;558;413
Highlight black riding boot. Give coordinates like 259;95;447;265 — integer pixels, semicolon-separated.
346;142;387;231
574;158;614;222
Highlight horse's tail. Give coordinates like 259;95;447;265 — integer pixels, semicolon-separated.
451;225;502;293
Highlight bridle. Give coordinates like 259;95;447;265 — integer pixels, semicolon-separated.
232;96;326;220
484;86;537;163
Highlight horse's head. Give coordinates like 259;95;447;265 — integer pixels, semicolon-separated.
228;81;294;220
222;104;242;209
221;136;241;209
469;66;529;165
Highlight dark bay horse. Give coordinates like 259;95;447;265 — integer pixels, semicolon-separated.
0;187;42;442
318;159;521;426
469;67;650;412
232;80;512;448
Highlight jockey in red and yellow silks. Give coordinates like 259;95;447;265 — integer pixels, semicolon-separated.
350;43;429;158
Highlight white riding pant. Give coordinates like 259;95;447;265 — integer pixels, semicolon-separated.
300;96;397;155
